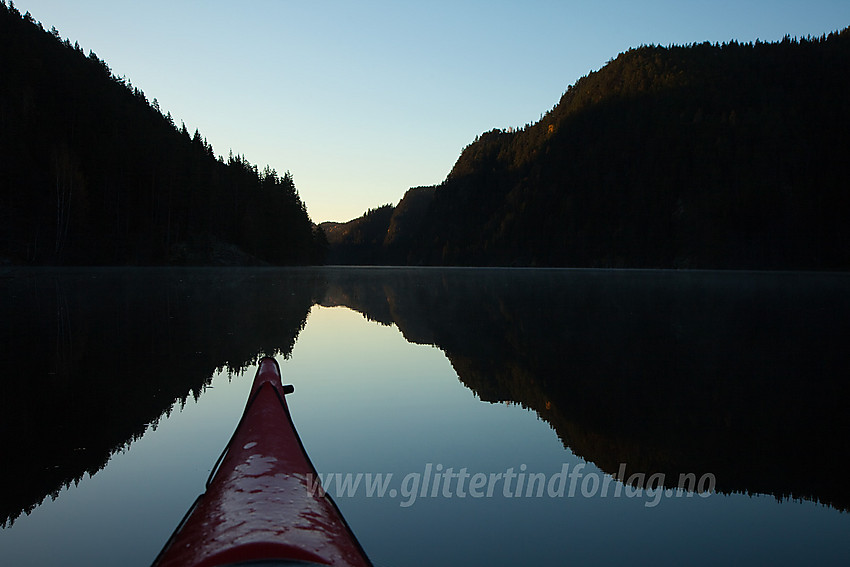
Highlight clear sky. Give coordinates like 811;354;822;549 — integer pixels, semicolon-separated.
12;0;850;223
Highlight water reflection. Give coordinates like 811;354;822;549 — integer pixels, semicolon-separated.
317;267;850;511
1;267;848;530
0;268;320;526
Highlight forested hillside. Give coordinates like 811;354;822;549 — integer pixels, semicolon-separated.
320;185;435;265
0;3;324;265
320;205;394;265
331;29;850;269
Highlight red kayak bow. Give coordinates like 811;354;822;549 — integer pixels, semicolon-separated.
152;357;372;567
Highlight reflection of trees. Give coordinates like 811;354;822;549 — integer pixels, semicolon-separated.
3;267;848;527
321;268;850;511
0;269;321;526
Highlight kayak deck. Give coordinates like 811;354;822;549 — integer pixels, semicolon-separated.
152;358;372;567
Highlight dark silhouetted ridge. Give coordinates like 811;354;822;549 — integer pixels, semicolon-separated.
328;29;850;270
0;3;325;265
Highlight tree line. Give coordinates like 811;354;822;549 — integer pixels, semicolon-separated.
0;2;326;265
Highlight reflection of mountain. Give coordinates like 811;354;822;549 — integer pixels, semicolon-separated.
3;267;848;526
0;269;321;526
319;268;850;511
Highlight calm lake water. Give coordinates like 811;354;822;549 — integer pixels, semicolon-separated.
0;267;848;566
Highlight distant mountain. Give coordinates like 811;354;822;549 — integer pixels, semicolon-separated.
321;185;436;265
0;4;324;265
328;29;850;270
320;205;394;265
383;186;436;263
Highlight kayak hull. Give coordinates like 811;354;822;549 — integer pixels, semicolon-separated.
152;357;371;567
